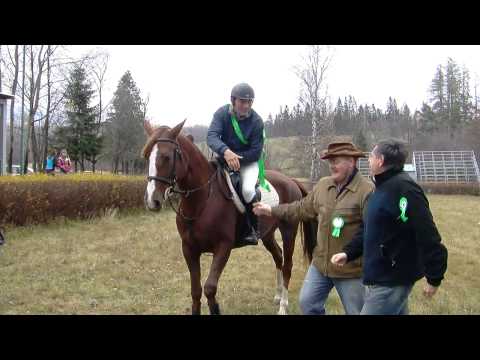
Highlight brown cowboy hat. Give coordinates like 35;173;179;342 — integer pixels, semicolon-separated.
320;141;366;159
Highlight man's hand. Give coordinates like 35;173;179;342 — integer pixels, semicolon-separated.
224;149;243;171
423;283;439;298
330;252;348;267
253;202;272;217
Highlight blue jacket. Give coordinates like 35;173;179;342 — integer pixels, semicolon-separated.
343;169;448;287
207;104;264;165
46;156;55;170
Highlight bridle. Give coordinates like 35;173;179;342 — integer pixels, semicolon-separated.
147;139;183;188
146;138;216;222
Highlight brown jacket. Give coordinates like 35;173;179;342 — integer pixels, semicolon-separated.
271;171;374;278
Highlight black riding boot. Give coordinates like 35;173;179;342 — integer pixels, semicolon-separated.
242;188;262;245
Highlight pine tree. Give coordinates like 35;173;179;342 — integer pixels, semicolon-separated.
430;65;446;114
333;97;346;134
61;64;101;172
459;65;473;124
105;71;145;174
418;102;437;133
353;129;368;151
445;58;462;138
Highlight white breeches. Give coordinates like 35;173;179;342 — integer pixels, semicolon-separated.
240;161;259;203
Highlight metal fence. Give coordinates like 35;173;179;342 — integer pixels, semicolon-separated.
413;151;480;183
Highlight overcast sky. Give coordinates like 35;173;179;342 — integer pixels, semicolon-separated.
69;45;480;128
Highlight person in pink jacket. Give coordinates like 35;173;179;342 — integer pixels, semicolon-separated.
56;149;72;174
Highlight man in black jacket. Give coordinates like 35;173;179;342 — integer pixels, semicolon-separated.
331;139;448;314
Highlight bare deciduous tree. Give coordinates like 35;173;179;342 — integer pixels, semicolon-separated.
294;45;335;181
0;45;3;92
6;45;20;173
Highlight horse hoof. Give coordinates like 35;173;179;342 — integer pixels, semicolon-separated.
210;303;221;315
277;307;288;315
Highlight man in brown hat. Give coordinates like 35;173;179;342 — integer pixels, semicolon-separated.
254;141;374;314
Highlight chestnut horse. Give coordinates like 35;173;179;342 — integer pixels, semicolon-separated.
143;120;316;315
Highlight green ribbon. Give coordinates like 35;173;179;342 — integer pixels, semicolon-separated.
230;114;248;145
331;217;344;238
398;197;409;223
230;114;270;191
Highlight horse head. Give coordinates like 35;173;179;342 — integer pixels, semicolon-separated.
142;119;189;211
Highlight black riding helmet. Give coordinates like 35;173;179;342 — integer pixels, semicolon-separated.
231;83;255;101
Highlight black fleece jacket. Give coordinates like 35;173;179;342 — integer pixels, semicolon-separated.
343;168;448;287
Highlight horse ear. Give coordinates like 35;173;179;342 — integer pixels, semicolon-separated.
169;118;187;139
144;119;154;136
186;134;194;142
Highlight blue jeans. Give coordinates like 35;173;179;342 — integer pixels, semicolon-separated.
360;284;413;315
299;264;365;315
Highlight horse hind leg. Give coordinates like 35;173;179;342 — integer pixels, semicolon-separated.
276;221;298;315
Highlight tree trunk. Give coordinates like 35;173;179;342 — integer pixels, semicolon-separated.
20;45;26;174
30;116;39;172
26;45;45;173
23;118;30;175
41;45;51;171
113;156;119;174
8;45;20;173
0;45;2;92
310;112;319;181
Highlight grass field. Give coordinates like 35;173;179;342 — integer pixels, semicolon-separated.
0;194;478;315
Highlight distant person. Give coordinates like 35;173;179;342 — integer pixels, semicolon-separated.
207;83;265;246
57;149;72;174
0;227;5;246
331;139;448;315
45;149;56;175
254;141;374;315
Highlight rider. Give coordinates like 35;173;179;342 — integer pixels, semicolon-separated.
207;83;264;245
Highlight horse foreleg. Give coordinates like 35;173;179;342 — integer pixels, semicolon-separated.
182;244;202;315
204;246;231;315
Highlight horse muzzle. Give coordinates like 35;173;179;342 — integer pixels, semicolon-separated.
144;191;163;212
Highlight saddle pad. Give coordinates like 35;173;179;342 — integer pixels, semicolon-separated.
259;180;280;208
223;169;280;213
224;169;246;214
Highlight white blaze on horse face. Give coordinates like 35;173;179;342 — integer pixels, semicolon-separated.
147;144;158;204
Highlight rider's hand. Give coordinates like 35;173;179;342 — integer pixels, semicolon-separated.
330;252;348;267
224;149;243;171
253;202;272;217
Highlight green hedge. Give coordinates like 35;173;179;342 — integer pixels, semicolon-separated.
0;174;147;226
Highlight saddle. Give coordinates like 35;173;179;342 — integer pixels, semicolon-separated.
210;156;280;213
210;157;280;248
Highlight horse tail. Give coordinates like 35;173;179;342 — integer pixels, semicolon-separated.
291;178;318;264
